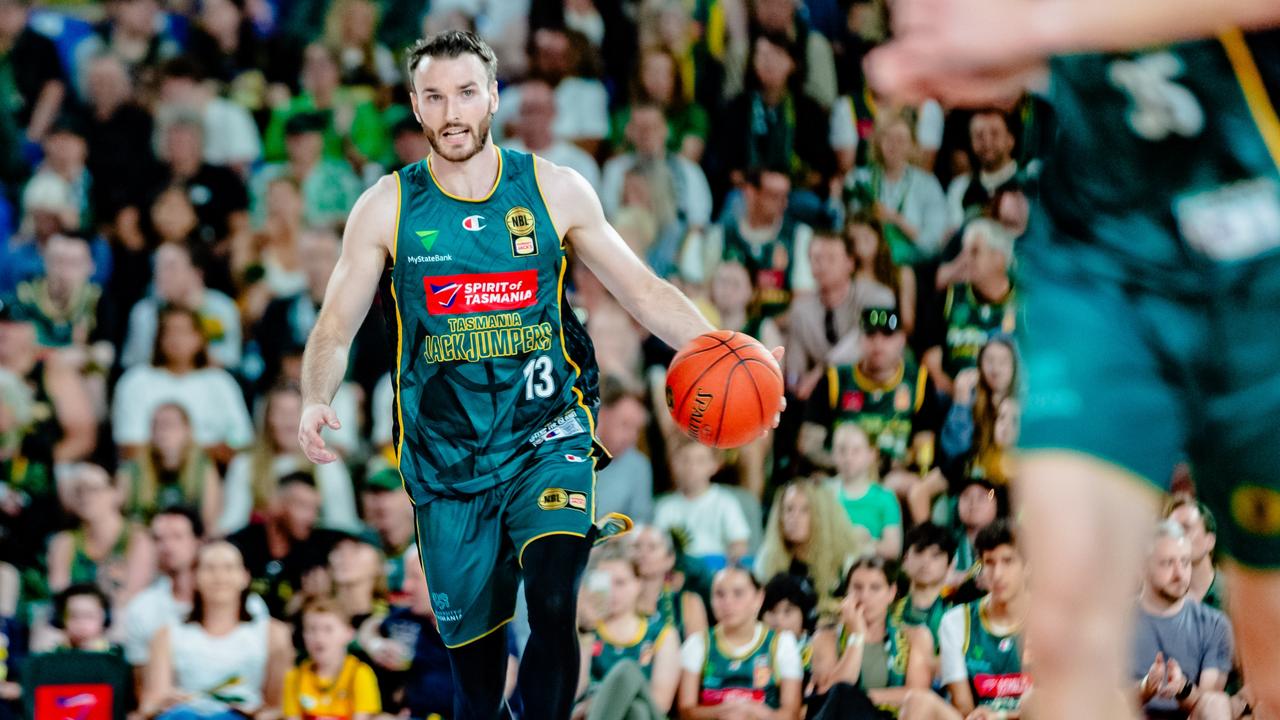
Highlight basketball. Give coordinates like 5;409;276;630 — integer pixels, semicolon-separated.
665;331;784;449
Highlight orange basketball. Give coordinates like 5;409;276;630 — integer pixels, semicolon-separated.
665;330;784;449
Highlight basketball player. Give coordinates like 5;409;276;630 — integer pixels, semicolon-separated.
297;32;782;720
870;3;1280;719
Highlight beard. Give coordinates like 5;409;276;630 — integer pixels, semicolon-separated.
425;113;492;162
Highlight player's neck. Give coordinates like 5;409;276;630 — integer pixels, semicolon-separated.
429;144;500;200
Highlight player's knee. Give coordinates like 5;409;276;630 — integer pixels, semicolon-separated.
525;580;578;628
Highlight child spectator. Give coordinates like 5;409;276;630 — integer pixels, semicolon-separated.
631;525;709;643
283;597;381;720
653;440;750;565
23;585;132;720
760;573;818;690
825;423;903;560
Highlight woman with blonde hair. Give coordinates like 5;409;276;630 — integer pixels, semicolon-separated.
117;403;221;532
754;479;870;618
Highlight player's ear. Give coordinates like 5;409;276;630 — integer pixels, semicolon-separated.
489;81;499;114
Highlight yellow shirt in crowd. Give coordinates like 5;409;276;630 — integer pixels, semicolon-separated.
283;655;382;720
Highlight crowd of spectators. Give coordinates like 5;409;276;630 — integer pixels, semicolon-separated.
0;0;1245;718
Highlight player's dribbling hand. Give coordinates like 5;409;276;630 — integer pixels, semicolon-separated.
299;403;342;464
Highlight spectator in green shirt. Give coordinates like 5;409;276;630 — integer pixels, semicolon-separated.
251;112;363;230
826;423;903;560
609;47;710;162
262;43;391;174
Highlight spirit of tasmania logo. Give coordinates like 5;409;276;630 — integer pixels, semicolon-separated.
425;270;538;315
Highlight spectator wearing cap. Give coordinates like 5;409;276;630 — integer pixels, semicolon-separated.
1165;498;1226;611
251;110;363;229
324;526;388;631
494;27;610;156
919;218;1016;398
0;0;67;144
0;171;112;295
359;468;415;601
593;376;655;526
787;226;896;401
801;307;942;489
120;240;242;370
157;57;262;174
504;78;602;193
262;42;391;175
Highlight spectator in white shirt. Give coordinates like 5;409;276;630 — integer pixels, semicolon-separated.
112;305;253;464
830;97;944;178
494;28;609;154
653;440;749;563
121;241;242;371
504;79;601;192
946;110;1019;230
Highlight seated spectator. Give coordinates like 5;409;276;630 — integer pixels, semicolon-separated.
390;116;430;167
154;113;252;261
284;596;381;720
631;525;708;643
324;528;388;629
843;111;949;262
0;366;59;571
710;260;781;349
0;0;66;143
810;558;931;709
34;118;93;229
358;468;415;602
219;382;359;534
263;43;390;174
801;308;940;490
156;57;262;173
494;28;609;155
893;523;957;645
947;478;1006;596
1165;498;1226;610
112;305;254;462
0;171;111;294
122;508;214;670
140;542;293;720
610;47;710;162
73;0;180;94
116;403;222;530
849;217;916;336
676;566;803;717
755;479;868;614
899;521;1030;720
1132;521;1233;720
735;0;838;109
713;32;833;198
830;91;945;178
81;53;158;222
23;585;133;720
945;111;1021;230
183;0;274;91
251;111;364;229
120;241;242;370
238;178;308;324
680;168;815;319
228;472;340;619
574;547;680;717
46;463;155;610
323;0;400;90
821;424;903;560
939;336;1017;471
922;219;1016;397
786;226;896;400
594;377;655;526
760;573;818;682
653;440;750;565
504;79;602;192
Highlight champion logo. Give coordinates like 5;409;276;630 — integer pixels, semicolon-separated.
430;282;462;308
462;215;486;231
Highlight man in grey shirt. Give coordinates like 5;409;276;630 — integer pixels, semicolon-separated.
593;377;654;525
1132;521;1234;720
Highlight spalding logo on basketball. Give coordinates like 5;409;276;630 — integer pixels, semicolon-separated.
665;330;784;449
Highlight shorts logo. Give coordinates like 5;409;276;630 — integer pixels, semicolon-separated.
462;215;486;231
564;454;588;463
538;488;569;510
1231;485;1280;536
424;270;538;314
567;491;588;511
506;206;539;257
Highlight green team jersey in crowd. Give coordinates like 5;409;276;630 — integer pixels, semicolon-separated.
381;147;601;504
720;214;805;318
957;599;1028;712
1031;31;1280;289
940;284;1015;379
699;626;781;708
891;594;948;647
589;616;672;684
812;361;930;462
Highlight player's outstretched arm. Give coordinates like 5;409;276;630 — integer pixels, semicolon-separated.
299;176;397;464
539;158;715;351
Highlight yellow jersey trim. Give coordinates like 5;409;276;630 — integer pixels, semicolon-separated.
518;530;588;568
826;365;839;409
390;173;408;491
597;615;650;648
531;153;565;248
854;361;906;393
555;257;598;439
712;623;769;661
426;144;503;202
1219;28;1280;174
444;615;516;649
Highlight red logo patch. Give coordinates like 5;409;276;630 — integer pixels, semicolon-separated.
34;684;113;720
973;673;1031;699
841;391;865;412
424;270;538;315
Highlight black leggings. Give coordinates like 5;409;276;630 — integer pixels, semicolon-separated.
446;532;592;720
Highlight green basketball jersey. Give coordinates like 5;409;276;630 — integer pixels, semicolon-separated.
700;625;780;708
825;361;928;461
1031;31;1280;291
960;599;1028;712
589;616;671;684
381;147;601;502
891;594;948;647
941;284;1015;379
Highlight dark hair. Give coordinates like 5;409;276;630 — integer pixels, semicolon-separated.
760;573;817;633
810;225;853;258
52;583;111;630
845;214;900;296
153;504;205;539
631;46;689;112
1165;496;1217;536
405;30;498;90
188;542;255;625
842;556;899;591
599;374;643;409
969;108;1014;135
278;470;318;490
152;304;211;370
160;56;206;83
974;519;1018;557
904;522;958;562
